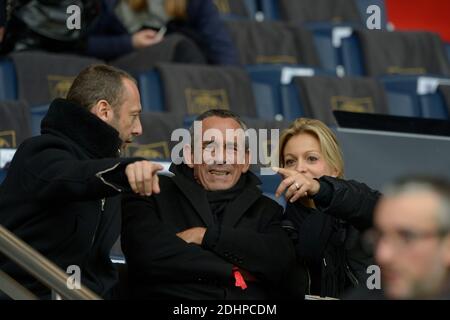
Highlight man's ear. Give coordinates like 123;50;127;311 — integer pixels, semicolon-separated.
241;151;251;173
90;99;113;122
183;144;194;168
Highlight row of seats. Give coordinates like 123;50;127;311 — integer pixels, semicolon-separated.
1;56;449;131
215;0;387;28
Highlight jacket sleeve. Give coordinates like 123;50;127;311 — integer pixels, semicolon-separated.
188;0;239;65
121;193;234;284
202;203;297;286
86;34;134;61
22;142;141;201
313;176;382;231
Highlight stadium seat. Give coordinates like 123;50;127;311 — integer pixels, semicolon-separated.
30;104;50;136
0;168;6;185
341;30;450;77
155;63;258;118
214;0;257;20
0;101;32;148
380;76;450;119
289;75;389;125
248;65;335;121
9;51;101;107
0;58;18;101
136;70;164;113
124;111;185;161
260;0;363;23
225;20;320;67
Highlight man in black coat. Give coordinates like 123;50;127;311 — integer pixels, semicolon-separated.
122;109;303;299
0;64;163;299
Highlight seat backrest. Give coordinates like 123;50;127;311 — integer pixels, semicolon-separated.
293;75;389;125
226;20;320;67
0;100;32;149
124;111;185;161
213;0;254;19
0;58;17;101
156;63;257;117
9;51;102;107
137;70;164;113
278;0;362;24
437;85;450;119
356;30;450;77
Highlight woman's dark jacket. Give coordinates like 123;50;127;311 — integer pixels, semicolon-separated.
284;176;381;298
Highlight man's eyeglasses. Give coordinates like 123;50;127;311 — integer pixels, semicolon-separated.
364;228;448;251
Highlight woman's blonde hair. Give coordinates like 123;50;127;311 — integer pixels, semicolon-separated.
279;118;345;178
126;0;188;19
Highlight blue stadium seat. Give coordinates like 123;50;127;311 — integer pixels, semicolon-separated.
247;65;335;121
0;168;6;185
136;70;164;113
257;171;285;207
0;58;18;101
340;30;365;76
259;0;281;20
380;76;450;119
305;23;358;75
30;105;50;136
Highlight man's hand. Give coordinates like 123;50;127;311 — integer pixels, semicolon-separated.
272;167;320;203
132;29;163;49
176;227;207;245
125;160;164;196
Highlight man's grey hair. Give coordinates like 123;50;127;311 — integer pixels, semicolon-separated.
383;176;450;233
188;109;249;150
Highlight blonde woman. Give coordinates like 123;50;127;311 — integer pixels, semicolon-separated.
274;118;381;298
86;0;238;64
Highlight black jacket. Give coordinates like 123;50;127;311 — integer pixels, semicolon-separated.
121;163;302;299
0;98;139;298
284;176;381;298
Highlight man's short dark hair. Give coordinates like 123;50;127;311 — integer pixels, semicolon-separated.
66;64;136;111
194;109;248;130
188;109;249;150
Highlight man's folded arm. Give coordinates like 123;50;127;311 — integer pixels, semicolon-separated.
121;194;234;283
202;207;296;286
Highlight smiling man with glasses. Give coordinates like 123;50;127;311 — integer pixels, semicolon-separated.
369;176;450;300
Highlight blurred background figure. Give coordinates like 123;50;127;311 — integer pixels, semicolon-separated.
0;0;99;54
85;0;238;65
365;176;450;300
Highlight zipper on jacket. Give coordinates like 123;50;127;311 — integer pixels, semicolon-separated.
345;264;360;286
90;198;105;248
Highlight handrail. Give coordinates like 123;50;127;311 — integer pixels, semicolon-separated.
0;224;101;300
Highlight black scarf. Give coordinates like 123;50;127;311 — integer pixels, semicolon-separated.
174;163;248;225
206;174;247;225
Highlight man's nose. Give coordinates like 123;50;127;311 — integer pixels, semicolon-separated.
133;118;143;136
375;236;395;266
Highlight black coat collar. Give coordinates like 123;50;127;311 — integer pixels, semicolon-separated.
169;163;263;227
41;98;122;158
